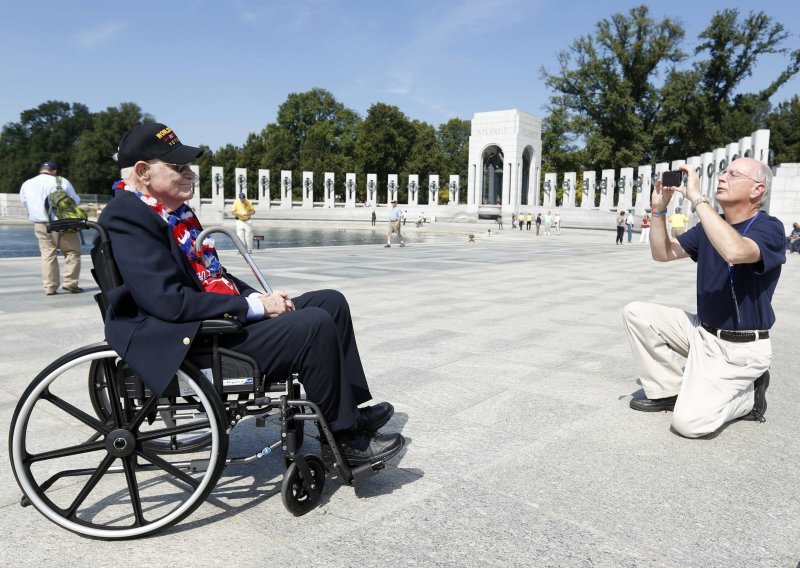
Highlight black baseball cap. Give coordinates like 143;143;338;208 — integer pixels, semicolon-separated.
116;123;203;168
41;160;59;170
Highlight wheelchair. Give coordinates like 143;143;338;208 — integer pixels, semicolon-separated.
9;219;394;540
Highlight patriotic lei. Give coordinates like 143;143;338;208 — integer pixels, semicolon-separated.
115;180;239;295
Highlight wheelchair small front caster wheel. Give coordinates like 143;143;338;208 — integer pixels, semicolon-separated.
281;454;325;516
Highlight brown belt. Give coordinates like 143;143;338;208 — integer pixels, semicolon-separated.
701;323;769;343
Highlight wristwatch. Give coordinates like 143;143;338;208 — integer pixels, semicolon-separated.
690;196;710;213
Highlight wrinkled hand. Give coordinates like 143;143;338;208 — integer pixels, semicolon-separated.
650;179;673;212
259;290;295;318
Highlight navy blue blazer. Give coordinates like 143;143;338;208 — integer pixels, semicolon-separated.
98;190;257;395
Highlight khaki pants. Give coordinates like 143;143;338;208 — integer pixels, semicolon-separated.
671;226;685;238
622;301;770;438
34;223;81;293
235;219;254;251
387;220;402;243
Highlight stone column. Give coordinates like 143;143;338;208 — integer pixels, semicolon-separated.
366;174;377;207
302;171;313;208
280;170;292;209
701;152;715;203
235;168;248;200
543;173;556;208
582;171;596;208
600;169;615;210
188;165;201;211
345;173;356;208
738;136;752;161
752;129;770;164
449;175;459;205
618;167;634;212
686;156;702;219
387;174;398;205
428;175;439;207
258;169;270;209
324;172;335;208
712;148;727;210
211;166;225;222
407;174;419;206
562;172;576;208
635;165;651;216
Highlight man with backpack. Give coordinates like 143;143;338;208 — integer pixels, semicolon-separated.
19;161;83;295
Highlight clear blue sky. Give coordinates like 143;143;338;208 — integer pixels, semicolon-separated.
1;0;798;151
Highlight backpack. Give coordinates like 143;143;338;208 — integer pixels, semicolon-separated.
47;176;87;228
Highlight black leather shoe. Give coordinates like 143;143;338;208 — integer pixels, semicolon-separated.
62;286;85;293
629;395;677;412
740;370;769;422
334;430;404;466
359;402;394;431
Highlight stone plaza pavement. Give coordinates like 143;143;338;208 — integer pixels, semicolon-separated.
0;224;798;567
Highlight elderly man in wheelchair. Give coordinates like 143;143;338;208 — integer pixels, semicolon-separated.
9;123;404;539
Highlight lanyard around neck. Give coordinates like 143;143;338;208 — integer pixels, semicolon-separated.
727;211;761;326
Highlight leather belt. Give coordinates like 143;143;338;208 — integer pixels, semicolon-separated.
701;323;769;343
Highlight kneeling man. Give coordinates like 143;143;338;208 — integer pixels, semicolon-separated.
622;159;785;438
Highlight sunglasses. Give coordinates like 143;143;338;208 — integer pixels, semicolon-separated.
158;161;192;174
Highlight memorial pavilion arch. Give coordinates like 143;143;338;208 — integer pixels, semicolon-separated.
521;145;535;206
481;144;505;206
467;109;542;216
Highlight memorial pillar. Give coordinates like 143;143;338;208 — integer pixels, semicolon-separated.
408;175;419;206
211;166;225;222
600;169;615;210
280;170;292;209
324;172;335;208
345;173;356;208
582;171;596;208
258;169;270;209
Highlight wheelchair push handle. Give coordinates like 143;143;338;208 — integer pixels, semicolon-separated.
194;226;273;294
47;218;111;243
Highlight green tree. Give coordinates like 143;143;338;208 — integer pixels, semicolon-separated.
766;95;800;164
406;120;445;204
541;5;685;172
265;88;361;200
0;101;92;192
653;9;800;159
72;103;153;195
355;103;415;203
438;118;470;201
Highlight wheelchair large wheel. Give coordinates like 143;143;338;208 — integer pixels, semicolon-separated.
88;359;213;454
9;343;228;540
281;454;325;516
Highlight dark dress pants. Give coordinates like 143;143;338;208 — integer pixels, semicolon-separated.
221;289;371;432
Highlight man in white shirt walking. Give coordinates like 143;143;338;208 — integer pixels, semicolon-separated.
19;161;83;295
385;199;405;248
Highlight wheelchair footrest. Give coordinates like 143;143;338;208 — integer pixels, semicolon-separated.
350;460;386;481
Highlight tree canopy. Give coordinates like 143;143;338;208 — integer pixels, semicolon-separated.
541;5;800;177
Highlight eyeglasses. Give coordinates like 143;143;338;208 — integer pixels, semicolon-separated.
719;169;760;183
157;161;192;174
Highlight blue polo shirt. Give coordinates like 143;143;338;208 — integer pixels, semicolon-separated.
676;211;785;330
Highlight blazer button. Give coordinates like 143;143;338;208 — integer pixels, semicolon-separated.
224;313;231;318
183;337;191;345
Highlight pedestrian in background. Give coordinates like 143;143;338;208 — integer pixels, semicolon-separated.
616;211;626;244
669;207;690;238
19;161;83;295
626;210;635;242
231;192;255;253
385;199;404;248
640;210;651;244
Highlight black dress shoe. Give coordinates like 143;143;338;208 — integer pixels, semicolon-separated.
62;286;85;293
333;430;404;466
359;402;394;431
740;370;769;422
629;395;677;412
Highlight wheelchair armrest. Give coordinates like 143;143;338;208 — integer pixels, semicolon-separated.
198;319;244;335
